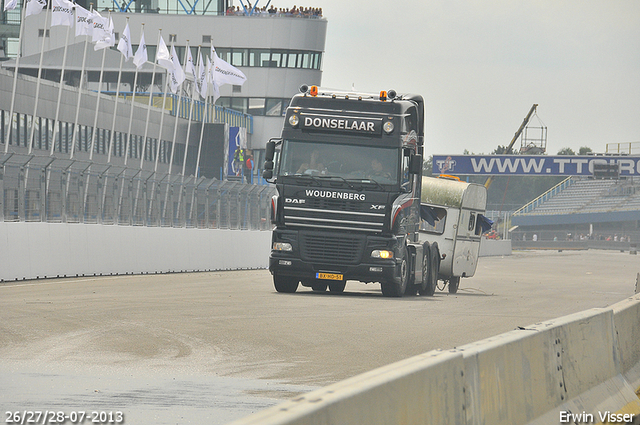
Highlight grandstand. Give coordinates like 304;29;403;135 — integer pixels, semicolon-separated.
511;176;640;243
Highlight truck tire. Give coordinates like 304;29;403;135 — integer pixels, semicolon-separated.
429;243;440;294
381;247;408;297
419;243;436;296
274;275;299;293
328;281;346;293
448;276;460;294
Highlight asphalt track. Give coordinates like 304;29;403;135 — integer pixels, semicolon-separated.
1;249;638;424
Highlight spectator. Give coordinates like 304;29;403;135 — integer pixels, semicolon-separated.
244;152;254;183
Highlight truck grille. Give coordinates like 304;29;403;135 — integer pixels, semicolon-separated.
300;233;365;265
284;205;385;233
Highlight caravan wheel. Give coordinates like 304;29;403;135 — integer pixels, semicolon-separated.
448;276;460;294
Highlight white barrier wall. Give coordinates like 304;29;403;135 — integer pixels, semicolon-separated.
0;222;272;282
228;295;640;425
479;239;512;257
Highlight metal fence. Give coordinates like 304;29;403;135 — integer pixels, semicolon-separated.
1;154;275;230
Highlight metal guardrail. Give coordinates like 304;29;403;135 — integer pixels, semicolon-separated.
0;154;275;230
512;176;573;215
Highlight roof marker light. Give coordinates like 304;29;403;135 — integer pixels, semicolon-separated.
380;91;387;101
310;85;318;96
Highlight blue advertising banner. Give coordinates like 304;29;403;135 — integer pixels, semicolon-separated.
432;155;640;176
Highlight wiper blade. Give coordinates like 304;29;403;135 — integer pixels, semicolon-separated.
344;178;386;191
291;174;322;186
360;178;384;190
316;175;356;190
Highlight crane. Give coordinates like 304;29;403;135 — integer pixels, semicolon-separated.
484;104;538;189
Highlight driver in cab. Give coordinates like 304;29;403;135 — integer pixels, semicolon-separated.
297;150;327;175
367;158;392;180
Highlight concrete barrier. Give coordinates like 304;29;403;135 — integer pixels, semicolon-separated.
0;222;272;282
478;239;512;257
228;295;640;425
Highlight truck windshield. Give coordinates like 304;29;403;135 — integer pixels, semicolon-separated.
278;139;399;185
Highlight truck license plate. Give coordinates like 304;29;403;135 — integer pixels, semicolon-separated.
316;272;343;281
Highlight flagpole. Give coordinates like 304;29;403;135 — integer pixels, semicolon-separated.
167;40;190;175
119;22;144;222
181;45;201;177
88;13;111;161
69;4;93;160
139;28;161;171
148;39;173;224
162;40;190;222
123;26;142;168
107;57;124;162
83;12;113;222
194;85;208;180
107;17;129;164
175;45;201;225
4;5;27;153
153;41;172;173
27;5;51;154
50;21;72;156
133;29;162;222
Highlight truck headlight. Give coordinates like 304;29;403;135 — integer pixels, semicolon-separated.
289;114;300;127
273;242;293;252
371;250;393;259
383;121;394;134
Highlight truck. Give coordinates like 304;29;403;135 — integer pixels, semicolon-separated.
262;85;488;297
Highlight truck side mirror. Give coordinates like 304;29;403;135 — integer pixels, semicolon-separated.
262;138;280;181
410;154;423;175
265;139;277;162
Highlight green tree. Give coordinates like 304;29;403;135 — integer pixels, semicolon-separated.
578;146;593;155
557;147;576;155
492;145;509;154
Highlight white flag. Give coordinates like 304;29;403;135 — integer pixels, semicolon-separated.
212;46;247;86
94;16;115;50
168;45;185;94
75;6;95;37
117;22;133;61
25;0;47;17
51;0;74;26
132;31;148;69
185;47;196;77
156;36;173;70
196;53;207;99
211;79;220;104
91;11;108;42
3;0;18;12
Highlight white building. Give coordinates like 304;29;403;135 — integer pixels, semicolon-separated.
1;1;327;177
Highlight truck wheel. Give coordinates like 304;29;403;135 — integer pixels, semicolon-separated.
381;247;408;297
448;276;460;294
328;281;346;293
419;244;435;296
273;275;299;293
429;243;440;293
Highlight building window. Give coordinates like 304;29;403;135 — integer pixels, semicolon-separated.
38;29;50;37
219;97;290;116
169;34;177;43
202;35;211;44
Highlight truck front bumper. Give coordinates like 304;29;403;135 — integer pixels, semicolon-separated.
269;229;404;285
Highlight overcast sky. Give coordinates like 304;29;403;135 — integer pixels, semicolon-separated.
273;0;640;156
